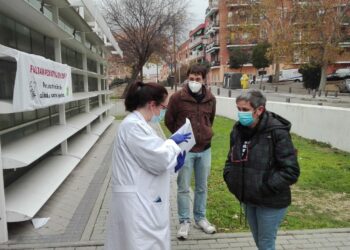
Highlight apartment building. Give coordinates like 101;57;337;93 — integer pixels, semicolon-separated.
0;0;122;242
177;39;190;66
205;0;258;84
204;0;350;84
188;23;207;64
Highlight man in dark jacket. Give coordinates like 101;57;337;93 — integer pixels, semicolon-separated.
223;89;299;250
165;64;216;239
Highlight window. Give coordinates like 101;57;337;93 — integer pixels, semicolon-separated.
72;74;84;93
0;14;16;48
102;95;106;104
44;36;55;60
16;22;31;53
61;45;68;65
0;114;14;131
0;59;16;100
88;77;98;91
87;58;97;72
31;30;45;56
76;52;83;69
89;96;99;109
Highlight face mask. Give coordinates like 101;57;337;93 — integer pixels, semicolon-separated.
238;111;254;126
188;81;202;93
151;109;166;123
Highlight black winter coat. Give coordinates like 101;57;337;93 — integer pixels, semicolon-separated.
223;111;300;208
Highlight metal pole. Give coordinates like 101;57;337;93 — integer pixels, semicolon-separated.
173;26;177;91
0;138;8;243
178;63;181;86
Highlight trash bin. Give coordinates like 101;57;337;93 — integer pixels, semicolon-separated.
240;74;249;89
223;73;242;89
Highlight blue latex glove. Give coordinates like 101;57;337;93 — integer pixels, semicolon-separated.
170;132;192;145
175;151;186;173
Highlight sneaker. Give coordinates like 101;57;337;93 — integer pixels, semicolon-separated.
195;219;216;234
177;221;190;239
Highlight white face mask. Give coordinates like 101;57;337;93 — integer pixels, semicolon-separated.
188;81;202;93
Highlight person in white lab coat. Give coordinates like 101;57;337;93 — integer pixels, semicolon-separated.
105;81;190;250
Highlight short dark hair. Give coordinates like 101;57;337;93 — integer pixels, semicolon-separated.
236;89;266;108
186;64;207;79
124;81;168;112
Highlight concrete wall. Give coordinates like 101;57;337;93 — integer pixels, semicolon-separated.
216;96;350;153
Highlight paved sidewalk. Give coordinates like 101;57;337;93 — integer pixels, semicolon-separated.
0;121;349;250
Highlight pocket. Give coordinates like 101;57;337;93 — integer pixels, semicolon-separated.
138;193;168;230
223;165;243;200
243;168;268;203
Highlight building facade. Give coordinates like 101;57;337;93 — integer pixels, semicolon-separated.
0;0;122;242
204;0;350;84
189;23;206;64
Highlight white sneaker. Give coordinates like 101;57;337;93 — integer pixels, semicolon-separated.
177;221;190;239
195;219;216;234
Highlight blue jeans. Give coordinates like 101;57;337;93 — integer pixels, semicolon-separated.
177;148;211;223
244;204;287;250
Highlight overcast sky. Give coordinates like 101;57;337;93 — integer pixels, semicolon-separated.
186;0;208;37
145;0;208;75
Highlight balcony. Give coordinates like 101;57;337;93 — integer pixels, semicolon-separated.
189;36;204;49
227;37;258;47
205;0;219;17
205;21;220;34
210;60;220;68
206;40;220;54
227;15;259;27
226;0;253;7
340;35;350;47
189;50;205;61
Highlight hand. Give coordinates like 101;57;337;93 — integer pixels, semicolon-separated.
170;132;192;145
175;151;186;173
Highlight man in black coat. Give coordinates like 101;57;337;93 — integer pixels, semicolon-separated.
223;89;300;250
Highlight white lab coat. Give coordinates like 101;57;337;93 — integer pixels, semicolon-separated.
105;111;181;250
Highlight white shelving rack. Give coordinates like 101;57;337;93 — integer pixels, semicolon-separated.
0;0;122;242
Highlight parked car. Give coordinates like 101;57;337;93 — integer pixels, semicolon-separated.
279;69;303;82
327;68;350;81
250;75;270;84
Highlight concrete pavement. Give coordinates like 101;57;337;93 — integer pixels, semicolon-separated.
0;120;349;250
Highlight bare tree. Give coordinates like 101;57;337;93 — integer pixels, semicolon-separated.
252;0;297;82
294;0;350;90
102;0;189;83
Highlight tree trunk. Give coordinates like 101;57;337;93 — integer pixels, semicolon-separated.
140;67;143;82
274;61;280;83
121;66;138;98
319;63;328;91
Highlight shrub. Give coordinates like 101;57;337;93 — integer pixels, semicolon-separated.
299;63;321;89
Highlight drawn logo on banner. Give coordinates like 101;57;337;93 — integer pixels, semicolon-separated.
29;80;38;99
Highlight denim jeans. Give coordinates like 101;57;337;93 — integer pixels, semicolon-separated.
244;204;287;250
177;148;211;223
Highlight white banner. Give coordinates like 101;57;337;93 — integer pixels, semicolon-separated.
0;45;72;112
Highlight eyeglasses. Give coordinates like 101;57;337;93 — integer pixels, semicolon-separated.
230;146;249;163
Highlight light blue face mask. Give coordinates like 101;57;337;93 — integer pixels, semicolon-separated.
151;109;166;123
238;111;254;126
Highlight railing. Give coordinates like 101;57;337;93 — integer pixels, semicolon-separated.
226;0;252;6
210;61;220;67
206;0;219;16
189;36;203;48
189;51;205;61
206;39;220;50
205;21;220;34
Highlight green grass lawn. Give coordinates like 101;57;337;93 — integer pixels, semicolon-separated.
160;116;350;232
